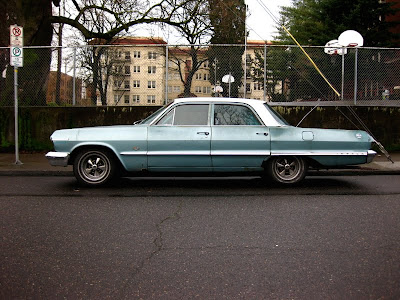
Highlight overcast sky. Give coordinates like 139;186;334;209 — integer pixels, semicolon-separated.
246;0;292;41
132;0;293;43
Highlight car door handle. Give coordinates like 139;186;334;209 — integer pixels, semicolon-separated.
256;132;269;136
197;132;210;136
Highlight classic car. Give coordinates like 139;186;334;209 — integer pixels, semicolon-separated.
46;98;376;186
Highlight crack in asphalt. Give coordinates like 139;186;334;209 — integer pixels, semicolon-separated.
117;200;184;298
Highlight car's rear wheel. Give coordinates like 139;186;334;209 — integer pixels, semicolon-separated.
73;148;117;186
266;156;307;184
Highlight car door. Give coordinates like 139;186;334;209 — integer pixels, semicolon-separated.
211;103;270;171
147;103;212;171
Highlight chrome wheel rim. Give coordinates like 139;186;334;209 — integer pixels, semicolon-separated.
273;157;302;181
79;152;110;183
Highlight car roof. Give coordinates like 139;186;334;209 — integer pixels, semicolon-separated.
172;97;267;106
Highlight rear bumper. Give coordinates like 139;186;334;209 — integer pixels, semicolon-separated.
367;150;377;163
46;152;70;167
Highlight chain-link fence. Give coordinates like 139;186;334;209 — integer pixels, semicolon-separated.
1;43;399;107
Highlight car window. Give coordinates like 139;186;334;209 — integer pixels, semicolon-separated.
214;104;261;126
139;102;173;125
156;104;209;126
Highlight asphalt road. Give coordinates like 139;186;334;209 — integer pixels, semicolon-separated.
1;175;400;299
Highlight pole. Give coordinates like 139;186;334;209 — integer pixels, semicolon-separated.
263;44;267;102
14;67;22;165
244;5;247;99
354;48;358;105
341;47;345;101
165;45;169;105
72;47;76;105
282;25;340;97
228;72;232;98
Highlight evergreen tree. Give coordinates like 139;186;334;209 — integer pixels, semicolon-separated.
208;0;246;97
278;0;399;47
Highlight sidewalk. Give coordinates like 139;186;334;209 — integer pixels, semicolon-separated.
1;152;400;176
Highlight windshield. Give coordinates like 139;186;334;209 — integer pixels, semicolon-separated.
263;104;290;126
138;102;173;125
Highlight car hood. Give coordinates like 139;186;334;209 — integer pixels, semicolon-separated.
50;125;145;141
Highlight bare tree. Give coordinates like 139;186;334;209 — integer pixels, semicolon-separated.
1;0;202;105
166;0;212;97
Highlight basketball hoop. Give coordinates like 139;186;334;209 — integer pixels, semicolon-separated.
324;39;347;55
348;43;359;47
338;30;364;48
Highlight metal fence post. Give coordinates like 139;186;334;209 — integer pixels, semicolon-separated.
341;47;345;101
72;47;76;106
354;47;358;105
263;44;267;102
165;45;169;105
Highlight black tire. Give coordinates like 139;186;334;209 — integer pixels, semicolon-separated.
266;156;307;184
73;148;118;186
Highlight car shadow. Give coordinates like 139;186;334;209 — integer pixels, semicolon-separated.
67;175;368;197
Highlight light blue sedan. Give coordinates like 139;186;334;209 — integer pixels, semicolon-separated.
46;98;376;186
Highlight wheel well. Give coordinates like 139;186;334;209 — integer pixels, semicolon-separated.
262;156;316;169
69;145;125;171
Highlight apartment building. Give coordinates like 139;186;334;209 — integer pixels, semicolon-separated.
103;37;276;106
104;37;167;106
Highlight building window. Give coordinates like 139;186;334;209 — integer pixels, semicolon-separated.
168;86;181;93
147;95;156;104
133;66;140;73
203;86;211;94
195;86;202;93
133;80;140;88
148;51;157;59
254;82;263;90
195;73;202;80
203;73;210;81
148;81;156;89
168;72;180;80
124;95;130;104
133;95;140;103
124;80;130;89
114;94;120;103
203;61;209;68
114;80;122;87
148;66;157;74
133;51;141;58
114;65;123;74
124;65;130;75
246;83;251;92
124;51;131;60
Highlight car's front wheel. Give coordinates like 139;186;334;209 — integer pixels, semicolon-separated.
266;156;307;184
73;148;118;186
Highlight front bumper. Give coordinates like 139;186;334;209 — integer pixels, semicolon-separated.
46;152;70;167
367;150;377;163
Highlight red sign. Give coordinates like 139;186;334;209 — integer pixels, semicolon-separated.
10;25;23;47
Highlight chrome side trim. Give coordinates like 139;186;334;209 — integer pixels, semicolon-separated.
367;150;377;163
271;151;368;156
120;151;147;156
148;151;210;156
45;152;70;167
211;150;271;156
